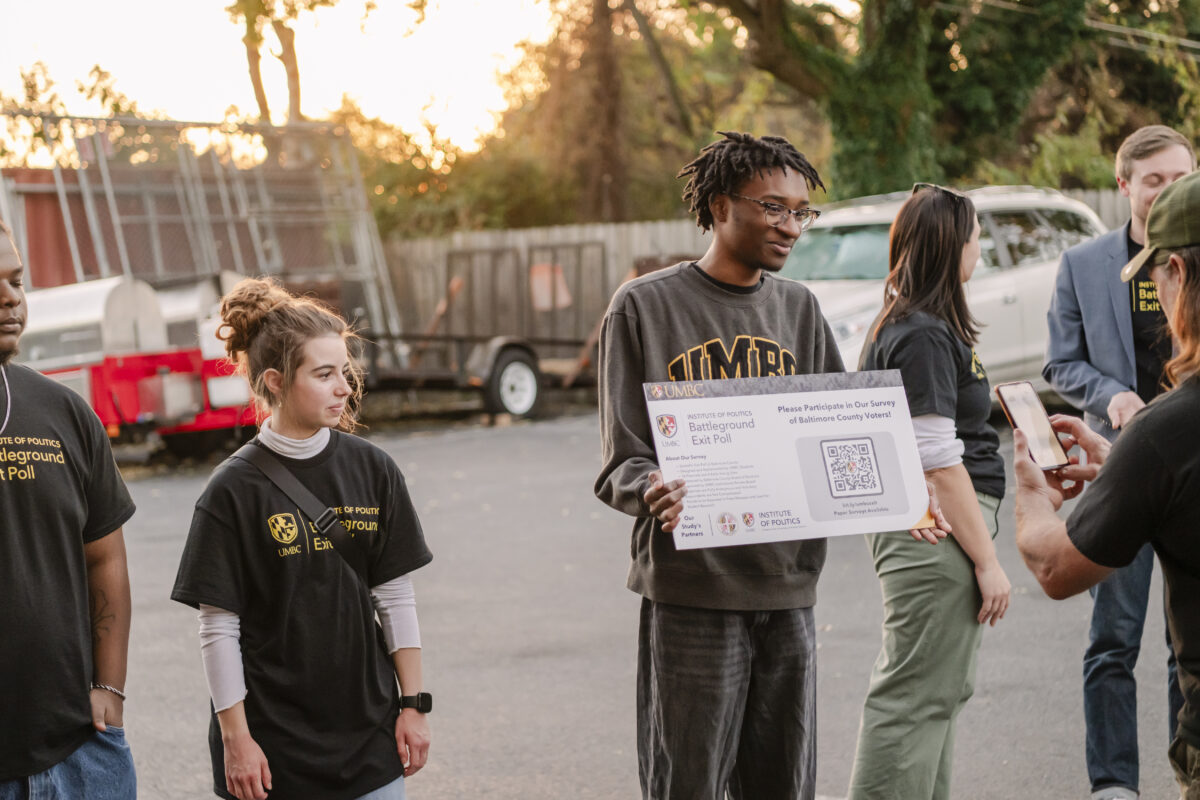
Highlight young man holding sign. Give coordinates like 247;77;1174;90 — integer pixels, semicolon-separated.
595;132;943;799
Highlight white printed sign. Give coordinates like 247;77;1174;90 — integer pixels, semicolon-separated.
644;371;928;550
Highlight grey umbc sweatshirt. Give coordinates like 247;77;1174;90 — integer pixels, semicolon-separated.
595;263;845;611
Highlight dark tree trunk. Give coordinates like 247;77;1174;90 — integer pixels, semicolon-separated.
242;32;271;121
272;19;304;122
584;0;627;222
826;0;941;195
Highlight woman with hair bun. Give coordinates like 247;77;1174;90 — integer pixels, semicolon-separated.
172;277;432;800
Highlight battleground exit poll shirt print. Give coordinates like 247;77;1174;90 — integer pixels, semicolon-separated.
644;372;928;550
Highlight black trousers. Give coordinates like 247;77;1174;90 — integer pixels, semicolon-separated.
637;599;817;800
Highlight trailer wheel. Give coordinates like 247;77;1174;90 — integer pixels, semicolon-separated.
484;350;541;417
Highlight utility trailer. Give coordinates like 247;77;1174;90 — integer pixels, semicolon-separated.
377;240;616;416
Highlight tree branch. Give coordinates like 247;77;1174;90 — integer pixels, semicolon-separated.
713;0;843;98
624;0;694;138
271;19;304;122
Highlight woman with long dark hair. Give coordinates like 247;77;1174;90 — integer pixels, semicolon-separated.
847;184;1011;800
172;277;432;800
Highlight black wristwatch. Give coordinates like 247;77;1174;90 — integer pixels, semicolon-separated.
400;692;433;714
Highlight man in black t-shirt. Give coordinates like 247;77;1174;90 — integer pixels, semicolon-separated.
0;221;137;797
1043;125;1196;800
1018;172;1200;798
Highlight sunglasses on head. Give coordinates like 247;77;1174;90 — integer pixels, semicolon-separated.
911;182;968;204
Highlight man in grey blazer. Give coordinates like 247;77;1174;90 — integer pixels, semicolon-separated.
1044;125;1195;800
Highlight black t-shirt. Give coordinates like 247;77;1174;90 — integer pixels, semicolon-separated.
860;311;1005;499
0;364;136;780
1067;377;1200;748
171;432;432;800
1127;231;1171;403
690;262;764;294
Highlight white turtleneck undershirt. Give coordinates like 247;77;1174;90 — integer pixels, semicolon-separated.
197;416;420;712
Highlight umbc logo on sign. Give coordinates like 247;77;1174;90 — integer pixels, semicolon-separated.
268;512;299;545
742;512;755;529
657;414;677;438
650;385;665;399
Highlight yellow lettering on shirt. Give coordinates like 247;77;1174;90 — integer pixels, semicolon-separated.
6;464;35;481
1133;279;1162;313
970;350;987;381
667;335;799;381
269;503;383;558
0;437;66;482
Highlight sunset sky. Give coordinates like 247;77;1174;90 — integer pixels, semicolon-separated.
0;0;553;150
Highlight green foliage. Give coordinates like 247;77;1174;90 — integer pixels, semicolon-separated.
225;0;424;36
964;3;1200;189
329;97;459;239
448;134;579;229
0;62;156;167
928;0;1088;181
457;1;832;225
699;0;1090;196
77;66;140;118
825;0;941;196
970;115;1116;189
0;62;65;165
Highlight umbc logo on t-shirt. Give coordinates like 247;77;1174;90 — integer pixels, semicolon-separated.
970;349;987;381
268;513;298;545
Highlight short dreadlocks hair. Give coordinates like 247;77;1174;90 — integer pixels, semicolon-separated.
678;131;825;231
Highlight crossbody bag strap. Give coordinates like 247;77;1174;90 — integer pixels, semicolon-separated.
231;442;370;586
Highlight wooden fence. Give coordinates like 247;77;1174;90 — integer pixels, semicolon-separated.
383;189;1126;335
1062;188;1129;229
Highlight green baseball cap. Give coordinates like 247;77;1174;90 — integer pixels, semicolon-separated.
1122;170;1200;282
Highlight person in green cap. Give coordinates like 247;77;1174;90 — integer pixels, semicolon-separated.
1044;124;1194;800
1013;168;1200;799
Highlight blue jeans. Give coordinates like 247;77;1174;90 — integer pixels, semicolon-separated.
355;775;405;800
1084;543;1184;793
0;727;136;800
637;599;817;800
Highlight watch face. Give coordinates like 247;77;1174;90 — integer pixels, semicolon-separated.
404;692;432;713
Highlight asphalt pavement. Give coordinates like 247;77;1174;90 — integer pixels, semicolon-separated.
119;412;1177;799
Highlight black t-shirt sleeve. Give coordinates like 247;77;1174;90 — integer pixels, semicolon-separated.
889;325;961;420
368;462;432;587
171;503;249;614
1066;426;1165;568
80;404;135;542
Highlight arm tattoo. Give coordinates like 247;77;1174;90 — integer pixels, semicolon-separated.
89;587;115;647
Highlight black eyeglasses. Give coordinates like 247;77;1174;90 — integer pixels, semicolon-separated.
912;182;968;205
730;193;821;232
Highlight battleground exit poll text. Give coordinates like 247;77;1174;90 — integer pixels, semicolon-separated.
644;372;929;550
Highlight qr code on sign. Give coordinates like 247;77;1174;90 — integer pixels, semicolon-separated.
820;437;884;498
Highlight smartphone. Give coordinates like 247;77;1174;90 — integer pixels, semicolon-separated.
994;380;1071;470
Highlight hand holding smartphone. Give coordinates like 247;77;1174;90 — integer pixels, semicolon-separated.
994;381;1071;470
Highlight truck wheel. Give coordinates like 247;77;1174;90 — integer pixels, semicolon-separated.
485;350;541;417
